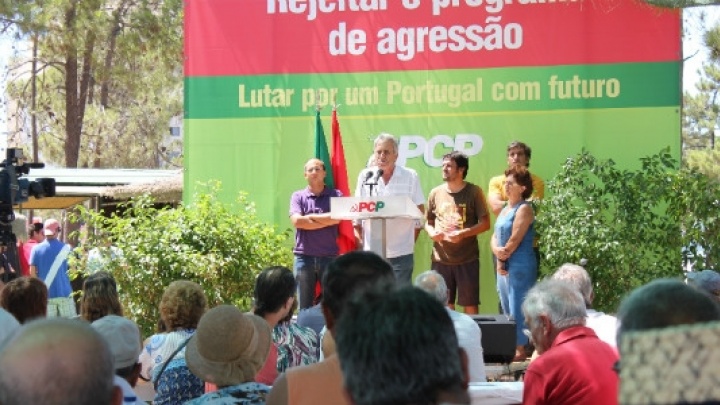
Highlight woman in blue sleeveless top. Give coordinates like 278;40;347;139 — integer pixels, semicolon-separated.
491;166;537;362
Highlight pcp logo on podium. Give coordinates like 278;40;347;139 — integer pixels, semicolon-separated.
350;201;386;213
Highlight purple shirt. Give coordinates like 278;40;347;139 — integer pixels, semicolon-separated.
290;186;342;256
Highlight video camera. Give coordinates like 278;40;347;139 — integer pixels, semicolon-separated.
0;148;56;282
0;148;56;247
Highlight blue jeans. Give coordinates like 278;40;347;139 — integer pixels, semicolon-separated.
294;254;335;309
388;254;414;286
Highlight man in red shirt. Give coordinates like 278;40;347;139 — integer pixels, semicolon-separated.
522;280;618;405
21;222;44;276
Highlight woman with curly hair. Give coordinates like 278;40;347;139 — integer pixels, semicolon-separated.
139;280;208;405
79;271;123;323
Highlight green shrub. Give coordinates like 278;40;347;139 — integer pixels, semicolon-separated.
536;148;720;313
70;184;292;337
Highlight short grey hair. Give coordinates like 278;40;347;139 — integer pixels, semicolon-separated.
414;270;448;304
522;280;587;330
0;318;117;405
551;263;593;307
373;133;398;153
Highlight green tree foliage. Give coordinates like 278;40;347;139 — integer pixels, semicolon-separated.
70;186;293;337
683;21;720;181
2;0;183;168
537;149;720;313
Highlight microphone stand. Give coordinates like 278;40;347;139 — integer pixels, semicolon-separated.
363;169;387;258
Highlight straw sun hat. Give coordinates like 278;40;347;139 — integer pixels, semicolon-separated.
186;305;271;387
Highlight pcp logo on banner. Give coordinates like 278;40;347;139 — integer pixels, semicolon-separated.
350;201;386;213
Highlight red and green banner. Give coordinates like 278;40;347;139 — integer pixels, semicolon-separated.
184;0;681;311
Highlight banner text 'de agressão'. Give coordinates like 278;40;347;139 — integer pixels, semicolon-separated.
185;0;679;76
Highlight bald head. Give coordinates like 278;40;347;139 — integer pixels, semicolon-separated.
304;158;325;170
0;318;120;405
414;270;449;305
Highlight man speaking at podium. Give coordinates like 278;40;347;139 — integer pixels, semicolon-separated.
354;133;425;285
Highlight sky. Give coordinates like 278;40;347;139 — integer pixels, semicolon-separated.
684;6;720;93
0;6;719;150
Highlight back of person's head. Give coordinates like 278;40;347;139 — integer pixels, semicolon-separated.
279;298;299;324
0;277;48;323
686;270;720;301
91;315;142;383
522;280;587;331
0;318;119;405
160;280;207;331
551;263;593;307
617;278;720;349
28;222;43;239
336;284;467;405
11;214;28;241
253;266;296;318
43;218;62;239
414;270;449;305
81;271;123;323
322;251;394;322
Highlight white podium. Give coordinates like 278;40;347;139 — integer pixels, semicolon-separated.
331;196;423;259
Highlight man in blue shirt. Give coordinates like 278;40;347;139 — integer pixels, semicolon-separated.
30;218;75;317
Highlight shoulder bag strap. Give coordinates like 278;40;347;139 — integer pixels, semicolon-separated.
153;336;192;391
43;244;71;287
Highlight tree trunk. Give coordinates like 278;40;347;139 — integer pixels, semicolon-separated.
63;2;96;168
64;3;80;168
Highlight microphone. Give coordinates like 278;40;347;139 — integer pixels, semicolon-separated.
372;169;384;184
362;170;373;185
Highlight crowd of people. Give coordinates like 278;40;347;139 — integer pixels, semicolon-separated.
0;135;719;405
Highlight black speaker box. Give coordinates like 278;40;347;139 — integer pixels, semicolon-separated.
471;314;516;364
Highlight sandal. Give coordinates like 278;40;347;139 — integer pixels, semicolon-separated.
512;347;527;362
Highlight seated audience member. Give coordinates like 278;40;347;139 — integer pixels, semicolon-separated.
92;315;143;405
266;251;395;405
414;270;486;382
0;307;20;346
0;276;48;323
80;271;123;323
337;284;471;405
274;299;320;373
0;318;122;405
617;321;720;404
522;280;618;405
296;297;325;335
686;269;720;302
616;278;720;348
186;305;272;404
253;266;297;385
139;280;207;405
551;263;618;347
